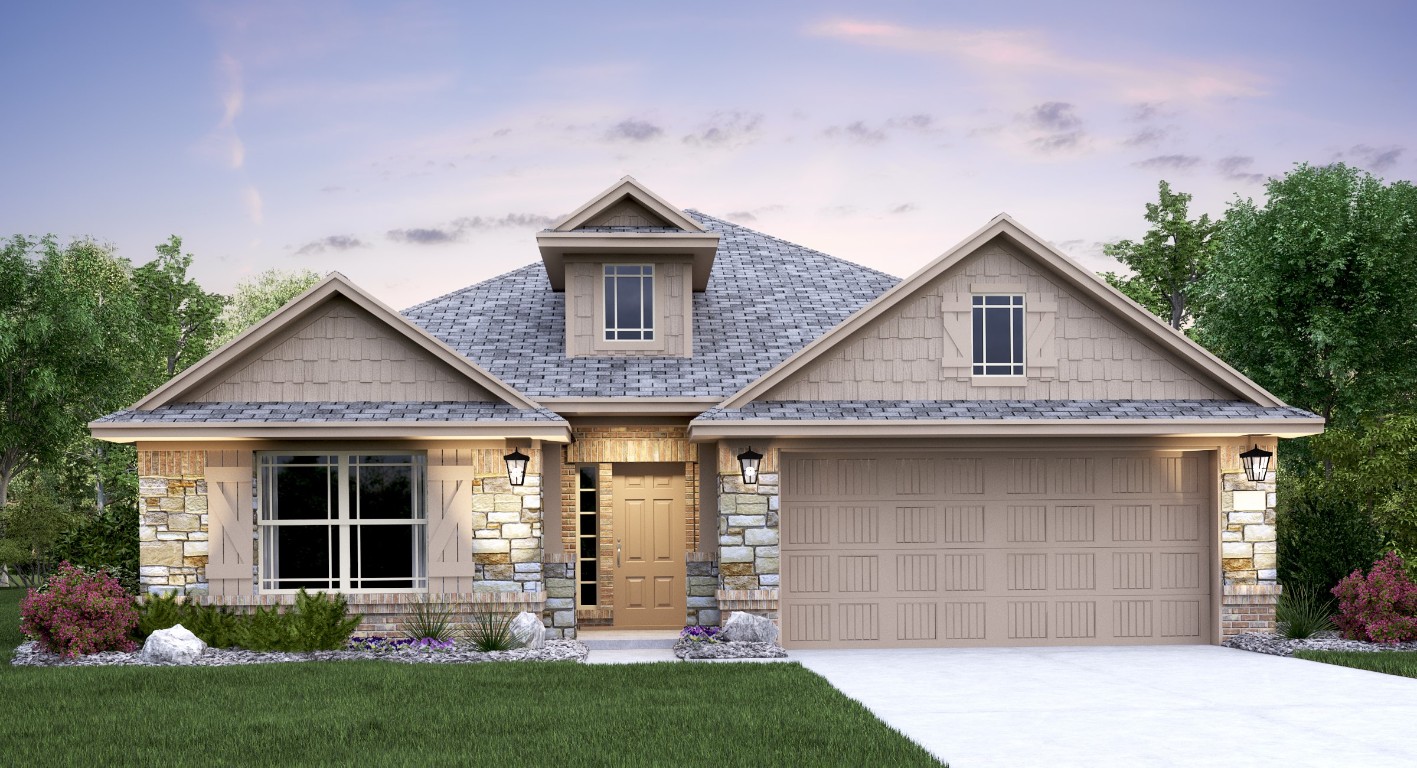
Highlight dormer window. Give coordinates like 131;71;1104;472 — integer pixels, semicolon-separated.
972;294;1025;376
604;265;654;341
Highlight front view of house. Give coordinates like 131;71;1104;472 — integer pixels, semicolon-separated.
92;177;1323;648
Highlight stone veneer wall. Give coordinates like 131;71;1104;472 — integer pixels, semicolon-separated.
138;450;210;594
470;472;544;593
543;553;577;639
685;552;719;626
713;445;782;624
1218;438;1281;638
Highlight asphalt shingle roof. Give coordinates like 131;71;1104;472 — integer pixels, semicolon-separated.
94;402;566;424
693;400;1320;422
404;212;900;399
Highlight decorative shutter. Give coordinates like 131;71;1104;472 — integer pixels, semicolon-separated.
206;463;253;594
1026;295;1059;380
427;463;478;592
940;289;971;375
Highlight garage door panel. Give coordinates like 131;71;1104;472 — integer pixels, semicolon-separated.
781;450;1213;649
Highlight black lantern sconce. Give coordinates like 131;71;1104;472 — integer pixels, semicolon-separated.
504;447;530;487
737;446;764;485
1240;444;1273;483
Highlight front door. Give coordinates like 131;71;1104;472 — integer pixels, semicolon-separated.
612;466;687;628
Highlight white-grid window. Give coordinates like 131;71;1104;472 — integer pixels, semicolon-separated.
972;294;1025;376
603;264;654;341
257;453;426;592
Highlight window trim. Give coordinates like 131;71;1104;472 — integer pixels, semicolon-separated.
602;264;655;343
256;451;428;595
971;293;1026;379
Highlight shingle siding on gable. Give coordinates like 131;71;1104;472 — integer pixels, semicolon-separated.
565;260;692;357
189;298;494;403
580;198;671;228
761;241;1230;401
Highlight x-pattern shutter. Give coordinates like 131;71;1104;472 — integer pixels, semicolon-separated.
206;464;253;594
427;463;478;592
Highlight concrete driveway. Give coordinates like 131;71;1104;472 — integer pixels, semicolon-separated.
792;645;1417;767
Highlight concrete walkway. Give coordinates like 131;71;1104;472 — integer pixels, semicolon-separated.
793;645;1417;768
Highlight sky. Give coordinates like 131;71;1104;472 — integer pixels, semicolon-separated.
2;1;1413;309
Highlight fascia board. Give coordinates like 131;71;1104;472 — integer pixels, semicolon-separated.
90;420;573;444
686;418;1326;441
552;177;705;233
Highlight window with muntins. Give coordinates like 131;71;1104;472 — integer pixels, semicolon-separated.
603;264;654;341
257;453;426;592
576;466;598;606
972;294;1025;376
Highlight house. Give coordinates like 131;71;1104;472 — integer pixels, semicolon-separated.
91;177;1324;648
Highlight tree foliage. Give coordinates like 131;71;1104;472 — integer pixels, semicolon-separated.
214;268;321;346
1194;164;1417;427
132;236;226;385
1103;180;1218;331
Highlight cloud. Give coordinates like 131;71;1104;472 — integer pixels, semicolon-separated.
887;114;935;131
294;235;366;256
807;20;1264;105
890;203;918;214
386;212;561;245
387;227;456;244
723;205;785;224
449;213;559;231
823;114;940;144
824;121;887;144
219;55;245;169
725;210;757;222
604;119;663;142
683;111;764;148
1216;155;1266;183
1030;102;1080;131
242;186;263;225
1340;144;1404;172
1134;154;1202;170
1124;127;1168;147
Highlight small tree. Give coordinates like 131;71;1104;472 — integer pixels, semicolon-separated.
214;268;321;345
1103;181;1217;331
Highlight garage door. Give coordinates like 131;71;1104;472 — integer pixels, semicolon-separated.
779;451;1213;648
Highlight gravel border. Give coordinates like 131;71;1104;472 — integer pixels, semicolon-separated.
1224;631;1417;657
10;639;588;667
673;639;787;660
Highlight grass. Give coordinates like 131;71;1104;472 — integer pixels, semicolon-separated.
1;587;22;660
1294;649;1417;680
0;587;940;767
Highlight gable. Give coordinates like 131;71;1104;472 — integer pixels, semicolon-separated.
185;297;496;403
579;197;674;228
756;236;1240;403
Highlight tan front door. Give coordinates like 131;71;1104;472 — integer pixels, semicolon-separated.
612;466;687;628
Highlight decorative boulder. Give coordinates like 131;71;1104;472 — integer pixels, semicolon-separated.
507;611;546;650
139;624;207;665
721;612;780;645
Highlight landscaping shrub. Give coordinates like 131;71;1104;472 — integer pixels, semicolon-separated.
403;595;457;643
1277;481;1384;597
1332;551;1417;644
1275;585;1335;639
134;588;360;652
466;612;514;652
50;502;140;594
19;562;138;657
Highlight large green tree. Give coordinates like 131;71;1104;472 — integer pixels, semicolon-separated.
133;236;226;385
1194;163;1417;428
214;268;321;345
1103;180;1218;331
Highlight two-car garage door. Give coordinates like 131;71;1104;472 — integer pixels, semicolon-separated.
779;451;1214;648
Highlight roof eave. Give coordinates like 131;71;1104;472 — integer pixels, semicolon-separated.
535;232;721;291
89;420;573;444
686;418;1326;441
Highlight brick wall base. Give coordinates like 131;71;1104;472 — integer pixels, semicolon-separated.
716;588;779;630
194;590;548;638
1221;584;1282;639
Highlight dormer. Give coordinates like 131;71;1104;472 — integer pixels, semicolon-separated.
537;177;720;358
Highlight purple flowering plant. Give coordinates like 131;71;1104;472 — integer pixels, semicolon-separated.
679;625;722;643
19;561;139;658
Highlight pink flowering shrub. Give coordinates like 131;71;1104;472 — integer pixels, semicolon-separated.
1331;551;1417;644
19;561;139;657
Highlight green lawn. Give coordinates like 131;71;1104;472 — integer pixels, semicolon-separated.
0;588;939;767
0;588;21;659
1294;649;1417;679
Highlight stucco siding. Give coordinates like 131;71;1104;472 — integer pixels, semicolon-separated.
761;241;1231;401
187;298;494;402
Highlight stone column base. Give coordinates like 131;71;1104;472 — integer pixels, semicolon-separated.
687;553;719;627
1221;583;1282;639
543;553;577;639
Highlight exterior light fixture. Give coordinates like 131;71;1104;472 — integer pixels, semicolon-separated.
1240;444;1273;483
504;448;530;487
737;446;763;485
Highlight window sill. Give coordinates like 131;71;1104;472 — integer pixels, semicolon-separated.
971;375;1029;388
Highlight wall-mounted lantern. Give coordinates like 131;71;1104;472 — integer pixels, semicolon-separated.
1240;444;1273;483
737;446;763;485
504;448;530;486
